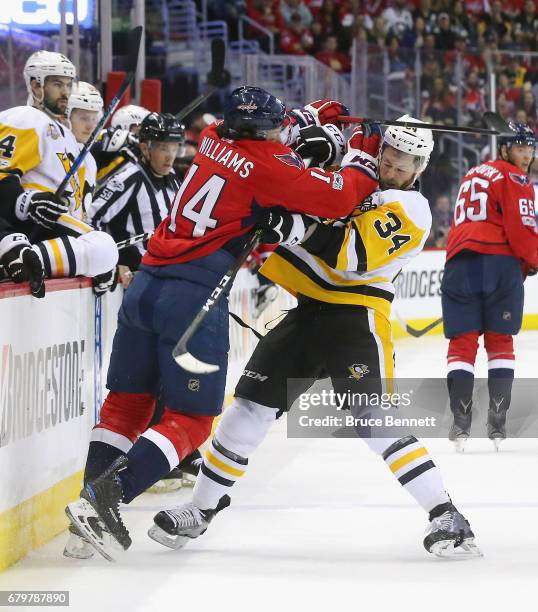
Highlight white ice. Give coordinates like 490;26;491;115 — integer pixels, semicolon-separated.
1;332;537;612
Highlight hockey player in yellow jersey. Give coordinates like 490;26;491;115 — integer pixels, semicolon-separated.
148;116;482;559
0;51;117;285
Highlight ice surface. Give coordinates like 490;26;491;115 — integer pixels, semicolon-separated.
1;333;537;612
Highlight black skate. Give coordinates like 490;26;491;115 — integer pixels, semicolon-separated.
424;503;482;558
148;494;231;550
448;402;472;453
147;449;203;493
63;524;94;559
65;456;131;562
487;403;507;451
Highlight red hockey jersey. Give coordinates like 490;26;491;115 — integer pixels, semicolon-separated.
143;123;377;266
446;159;538;269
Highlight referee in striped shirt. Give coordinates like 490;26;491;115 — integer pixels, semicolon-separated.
88;113;184;287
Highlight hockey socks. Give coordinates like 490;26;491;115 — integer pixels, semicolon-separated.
380;436;451;513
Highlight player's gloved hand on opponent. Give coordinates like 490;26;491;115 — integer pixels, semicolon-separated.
281;99;350;147
255;207;315;247
295;124;346;168
99;128;140;160
93;267;119;296
0;233;45;298
340;123;382;180
15;190;69;230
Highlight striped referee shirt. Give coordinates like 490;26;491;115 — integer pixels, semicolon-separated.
88;160;180;268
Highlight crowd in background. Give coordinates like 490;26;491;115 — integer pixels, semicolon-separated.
204;0;538;247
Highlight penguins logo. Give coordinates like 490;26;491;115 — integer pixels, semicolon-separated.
348;364;370;380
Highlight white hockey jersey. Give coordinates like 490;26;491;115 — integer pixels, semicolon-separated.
0;105;91;232
261;188;432;321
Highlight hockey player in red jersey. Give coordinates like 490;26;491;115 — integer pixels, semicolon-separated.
65;87;380;560
442;122;538;451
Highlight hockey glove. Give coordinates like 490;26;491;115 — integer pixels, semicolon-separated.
255;208;315;247
295;124;346;168
93;267;119;296
340;123;382;180
296;99;350;129
16;190;69;230
0;233;45;298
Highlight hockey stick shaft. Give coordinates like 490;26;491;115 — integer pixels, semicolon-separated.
172;229;263;370
116;231;154;251
338;115;501;136
395;310;443;338
56;26;143;199
175;38;226;123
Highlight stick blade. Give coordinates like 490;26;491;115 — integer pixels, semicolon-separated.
173;349;220;374
483;112;511;135
126;26;144;74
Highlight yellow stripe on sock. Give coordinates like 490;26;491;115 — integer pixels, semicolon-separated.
49;239;64;276
389;447;428;473
205;450;245;478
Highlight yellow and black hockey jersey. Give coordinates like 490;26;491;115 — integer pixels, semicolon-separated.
0;105;91;234
261;188;432;321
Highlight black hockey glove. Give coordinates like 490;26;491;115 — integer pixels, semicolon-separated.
93;267;119;297
255;207;315;247
0;233;45;298
295;124;346;169
16;190;69;230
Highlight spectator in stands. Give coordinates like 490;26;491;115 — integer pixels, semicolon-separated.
518;88;537;129
451;1;476;43
496;93;512;120
280;0;314;28
422;76;456;124
434;13;456;51
280;12;315;54
364;0;387;16
367;15;389;47
496;71;522;110
317;0;340;36
248;0;285;36
429;194;451;248
382;0;413;40
515;108;529;124
386;34;409;72
444;33;485;76
514;0;538;46
412;0;437;31
462;67;486;124
401;15;426;48
315;35;351;72
420;55;443;93
478;0;512;46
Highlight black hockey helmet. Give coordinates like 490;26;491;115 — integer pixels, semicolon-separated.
222;86;286;139
498;121;536;151
139;112;185;143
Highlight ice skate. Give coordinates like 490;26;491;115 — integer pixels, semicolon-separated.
147;449;203;493
147;466;184;493
178;449;203;487
63;524;94;559
424;504;482;558
251;284;278;319
65;456;131;562
487;406;507;452
148;494;230;550
448;403;472;452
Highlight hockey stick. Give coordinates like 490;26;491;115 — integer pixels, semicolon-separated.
394;310;443;338
175;38;227;123
173;229;264;374
116;231;154;251
337;113;510;136
55;26;143;199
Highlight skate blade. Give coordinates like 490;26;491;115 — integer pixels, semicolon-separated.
147;524;191;550
65;499;120;562
146;479;183;494
63;524;95;560
430;537;483;559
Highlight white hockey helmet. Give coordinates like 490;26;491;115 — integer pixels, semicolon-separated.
24;50;76;100
111;104;150;131
67;82;104;117
383;114;434;176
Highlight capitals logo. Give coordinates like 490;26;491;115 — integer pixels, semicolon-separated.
509;172;530;186
274;151;304;169
348;363;370;380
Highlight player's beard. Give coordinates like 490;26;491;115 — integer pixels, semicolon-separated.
44;95;68;119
